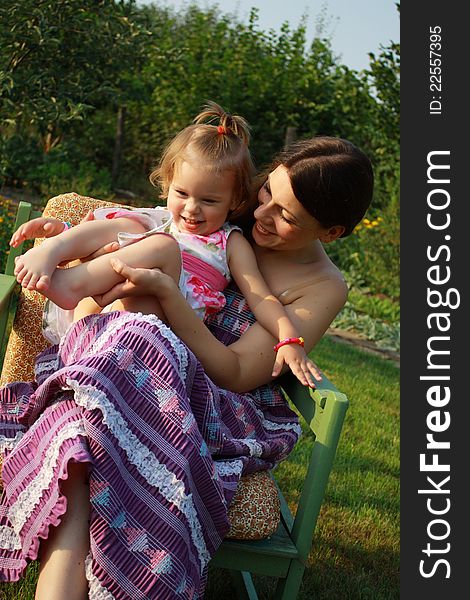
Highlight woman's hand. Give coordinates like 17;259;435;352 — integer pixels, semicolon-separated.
272;344;323;388
93;259;179;307
84;241;120;261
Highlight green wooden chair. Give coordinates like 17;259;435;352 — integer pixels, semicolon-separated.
0;200;349;600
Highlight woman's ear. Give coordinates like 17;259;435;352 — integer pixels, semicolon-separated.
319;225;345;243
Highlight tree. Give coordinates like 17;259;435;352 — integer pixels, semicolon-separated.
366;39;400;208
0;0;144;153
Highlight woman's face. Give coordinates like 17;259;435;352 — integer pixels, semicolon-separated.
252;165;338;251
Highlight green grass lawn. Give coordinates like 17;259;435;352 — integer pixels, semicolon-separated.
0;337;399;600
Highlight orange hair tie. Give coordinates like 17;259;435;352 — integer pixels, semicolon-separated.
217;125;226;134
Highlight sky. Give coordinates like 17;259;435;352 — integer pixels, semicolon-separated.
137;0;400;71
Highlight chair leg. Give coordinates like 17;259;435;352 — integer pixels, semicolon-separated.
273;560;305;600
228;569;260;600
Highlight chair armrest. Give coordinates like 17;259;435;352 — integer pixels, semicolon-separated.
0;275;17;312
278;371;349;560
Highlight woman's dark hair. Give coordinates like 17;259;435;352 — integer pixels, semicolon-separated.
271;136;374;237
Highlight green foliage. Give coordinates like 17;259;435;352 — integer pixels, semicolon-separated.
0;0;400;302
29;145;113;200
323;35;400;301
332;286;400;353
123;4;383;172
332;305;400;352
347;289;400;323
0;135;44;187
366;40;400;211
355;207;400;300
326;198;400;301
0;0;148;151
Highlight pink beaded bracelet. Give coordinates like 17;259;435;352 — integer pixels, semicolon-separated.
62;221;73;231
273;336;305;352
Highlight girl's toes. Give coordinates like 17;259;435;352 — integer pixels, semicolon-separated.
35;275;50;292
26;273;41;290
21;272;33;288
16;266;28;284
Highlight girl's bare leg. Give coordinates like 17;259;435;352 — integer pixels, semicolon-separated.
37;235;182;311
14;217;146;292
35;463;90;600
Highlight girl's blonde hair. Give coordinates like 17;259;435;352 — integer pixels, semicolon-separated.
149;102;254;219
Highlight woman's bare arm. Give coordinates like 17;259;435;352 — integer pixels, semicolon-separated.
103;259;347;393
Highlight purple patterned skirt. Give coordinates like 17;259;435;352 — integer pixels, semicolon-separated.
0;305;300;598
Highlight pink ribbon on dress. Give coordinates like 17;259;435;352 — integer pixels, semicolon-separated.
182;251;229;291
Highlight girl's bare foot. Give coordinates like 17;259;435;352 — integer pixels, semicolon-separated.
14;243;61;291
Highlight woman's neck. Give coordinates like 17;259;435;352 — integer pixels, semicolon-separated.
254;240;325;265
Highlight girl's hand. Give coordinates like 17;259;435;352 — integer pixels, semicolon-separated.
272;344;322;388
93;259;178;306
80;210;95;224
9;211;119;262
8;209;93;243
9;217;65;247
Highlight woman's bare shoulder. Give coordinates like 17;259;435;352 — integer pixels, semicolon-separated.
278;261;348;306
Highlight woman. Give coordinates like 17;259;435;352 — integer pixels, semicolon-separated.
0;136;373;599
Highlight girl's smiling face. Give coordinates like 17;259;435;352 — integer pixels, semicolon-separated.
167;160;237;236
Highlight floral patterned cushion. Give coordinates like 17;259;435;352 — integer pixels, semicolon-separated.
226;471;280;539
0;193;281;540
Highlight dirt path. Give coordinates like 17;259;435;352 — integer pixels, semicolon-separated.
327;327;400;367
1;186;44;209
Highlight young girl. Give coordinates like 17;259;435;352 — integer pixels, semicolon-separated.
12;102;318;386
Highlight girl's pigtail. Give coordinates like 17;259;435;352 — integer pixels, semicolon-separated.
195;101;250;146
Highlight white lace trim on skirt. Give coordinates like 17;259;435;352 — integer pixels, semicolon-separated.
66;379;211;571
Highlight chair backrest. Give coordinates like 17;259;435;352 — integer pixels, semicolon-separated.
0;194;120;385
